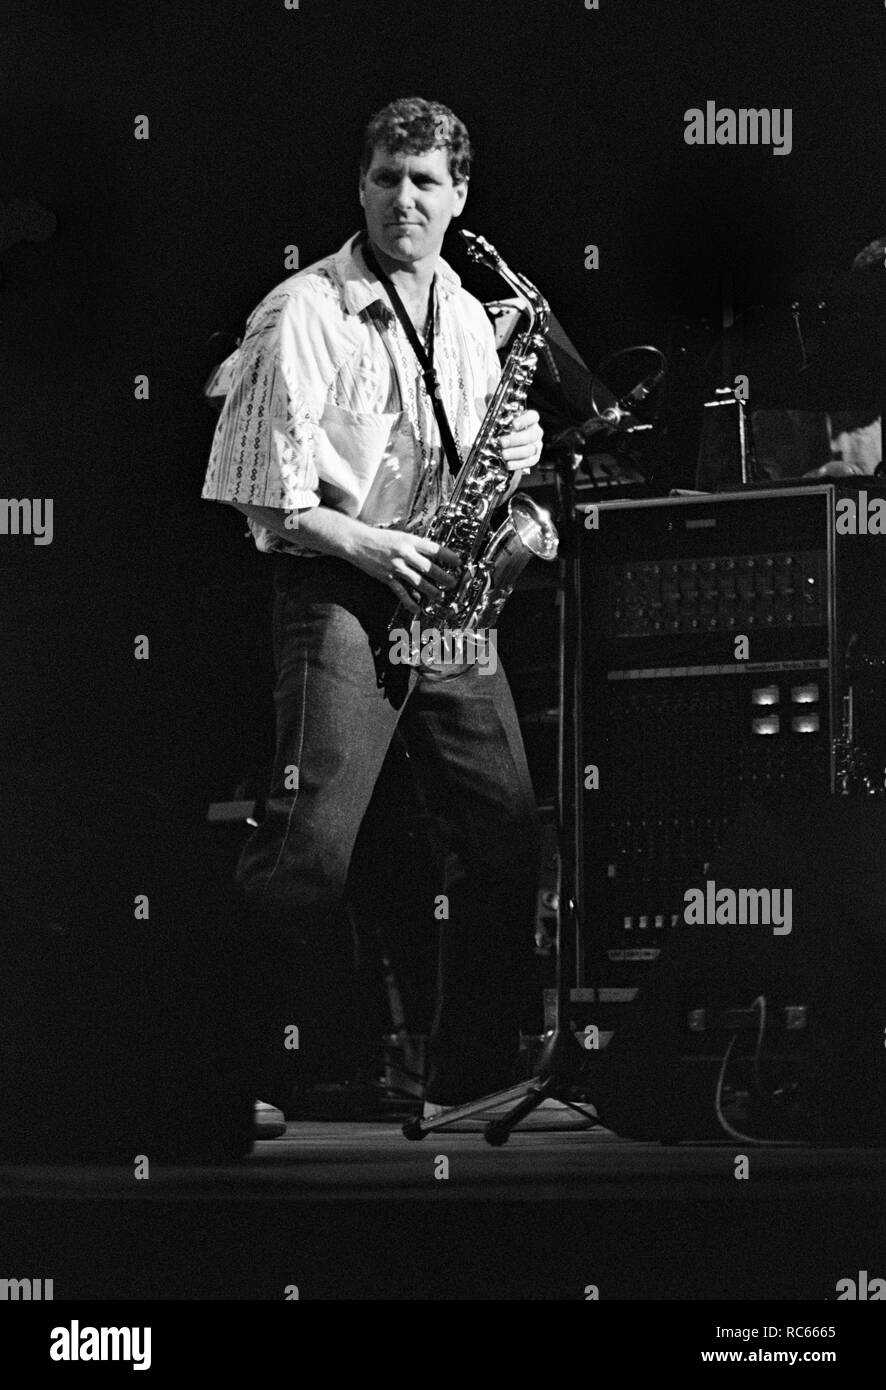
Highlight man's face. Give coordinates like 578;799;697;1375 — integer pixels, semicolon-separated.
359;145;468;266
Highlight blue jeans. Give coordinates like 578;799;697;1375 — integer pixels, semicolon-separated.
237;555;541;1105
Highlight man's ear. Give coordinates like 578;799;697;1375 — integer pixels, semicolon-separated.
358;173;366;207
452;178;469;217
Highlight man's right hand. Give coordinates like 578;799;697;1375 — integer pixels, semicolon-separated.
348;528;463;614
229;503;462;613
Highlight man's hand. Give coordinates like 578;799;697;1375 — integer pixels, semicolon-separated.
498;409;544;471
348;528;462;614
230;503;460;612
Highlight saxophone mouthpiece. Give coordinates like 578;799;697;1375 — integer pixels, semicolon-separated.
458;228;498;267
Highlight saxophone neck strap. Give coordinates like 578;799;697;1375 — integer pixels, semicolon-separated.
359;232;462;475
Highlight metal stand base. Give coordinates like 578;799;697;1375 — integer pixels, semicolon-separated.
402;1028;597;1145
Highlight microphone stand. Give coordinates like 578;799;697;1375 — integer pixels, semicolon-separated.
402;449;598;1145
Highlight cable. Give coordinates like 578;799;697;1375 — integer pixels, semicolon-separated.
713;996;805;1145
750;993;767;1091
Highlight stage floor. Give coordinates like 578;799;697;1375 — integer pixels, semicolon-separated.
3;1115;886;1299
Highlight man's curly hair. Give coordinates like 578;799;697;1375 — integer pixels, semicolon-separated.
360;97;473;183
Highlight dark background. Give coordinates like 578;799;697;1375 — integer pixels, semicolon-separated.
2;0;884;810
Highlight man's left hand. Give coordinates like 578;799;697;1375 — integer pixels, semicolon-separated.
498;409;543;471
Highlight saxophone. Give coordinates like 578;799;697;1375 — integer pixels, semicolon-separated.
389;229;559;673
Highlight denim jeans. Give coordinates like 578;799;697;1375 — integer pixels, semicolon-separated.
237;554;541;1105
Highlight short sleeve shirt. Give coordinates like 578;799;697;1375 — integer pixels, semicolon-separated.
201;232;501;554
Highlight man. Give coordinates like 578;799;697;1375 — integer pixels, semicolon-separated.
202;97;544;1121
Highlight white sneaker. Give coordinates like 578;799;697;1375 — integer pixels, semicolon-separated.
254;1100;287;1139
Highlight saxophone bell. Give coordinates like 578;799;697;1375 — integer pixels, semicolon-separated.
463;494;559;630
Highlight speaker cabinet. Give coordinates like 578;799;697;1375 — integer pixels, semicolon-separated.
580;792;886;1141
577;483;886;994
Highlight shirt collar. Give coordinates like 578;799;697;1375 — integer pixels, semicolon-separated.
330;231;462;319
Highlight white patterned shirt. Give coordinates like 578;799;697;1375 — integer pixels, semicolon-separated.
201;232;501;554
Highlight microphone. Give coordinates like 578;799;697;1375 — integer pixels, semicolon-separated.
620;365;666;408
590;346;667;427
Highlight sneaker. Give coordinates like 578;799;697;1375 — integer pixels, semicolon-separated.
253;1100;287;1139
